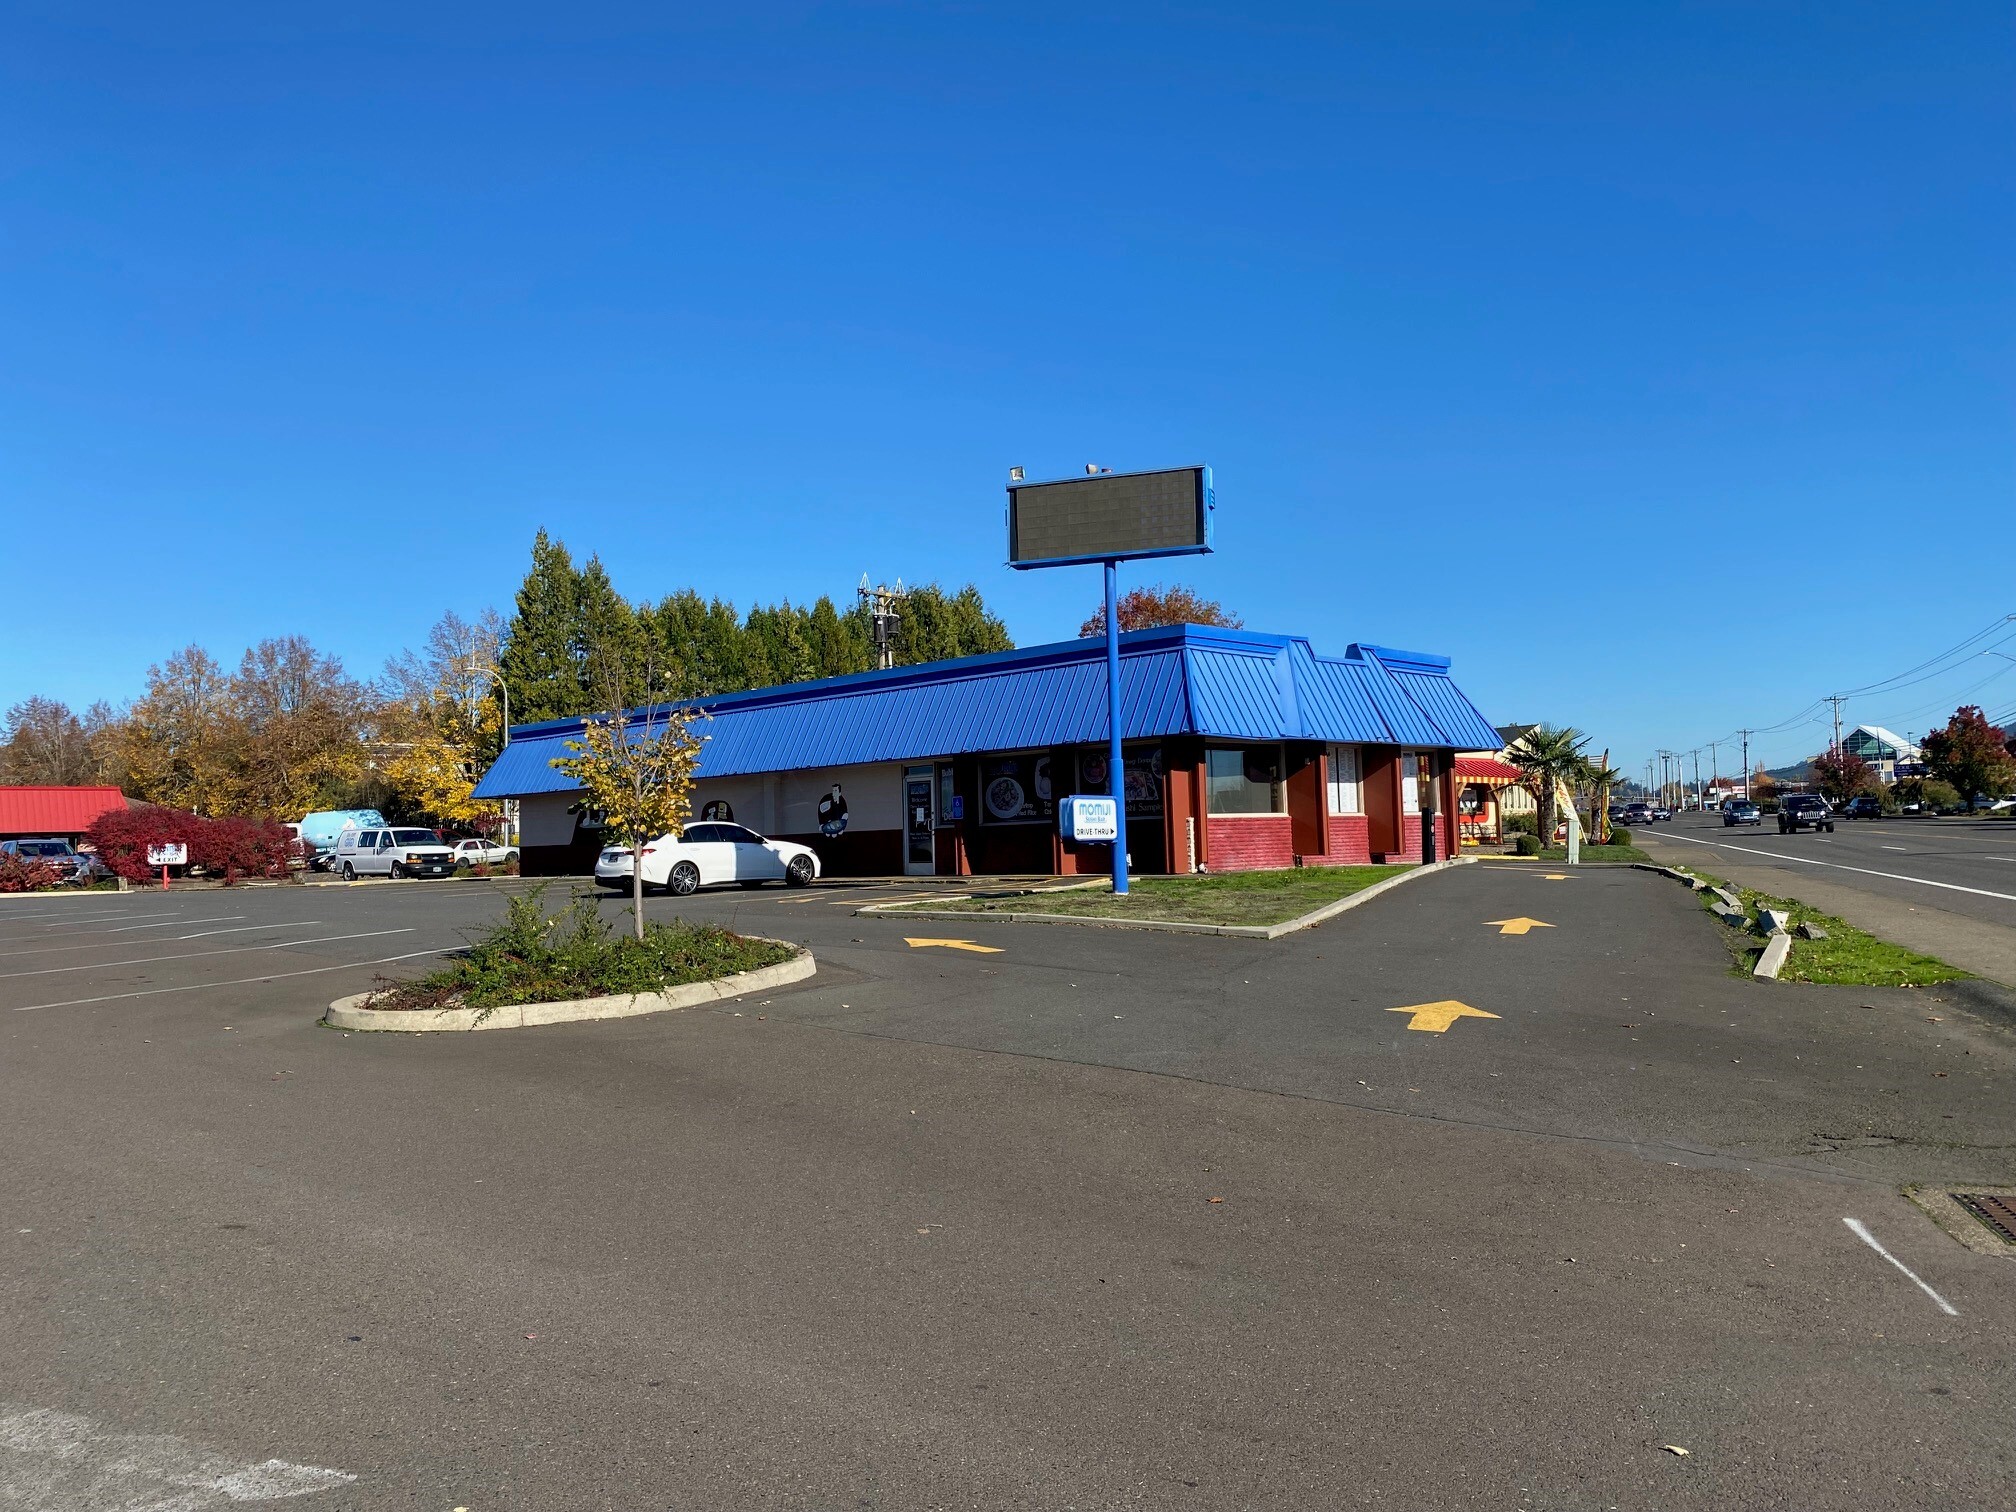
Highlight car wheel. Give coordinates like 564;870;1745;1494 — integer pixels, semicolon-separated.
1825;823;1835;833
389;862;407;879
668;861;700;896
786;855;815;888
505;851;518;864
341;862;355;881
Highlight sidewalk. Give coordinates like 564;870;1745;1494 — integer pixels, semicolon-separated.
1637;829;2016;986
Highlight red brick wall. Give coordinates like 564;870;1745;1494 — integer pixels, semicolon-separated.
1390;810;1424;863
1310;814;1371;865
1206;817;1293;872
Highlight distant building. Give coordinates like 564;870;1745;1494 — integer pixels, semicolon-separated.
1841;725;1922;782
0;786;128;842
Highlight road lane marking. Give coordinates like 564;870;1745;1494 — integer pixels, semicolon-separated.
1484;917;1553;935
0;1403;355;1506
1655;833;2016;904
1882;845;1908;851
1541;874;1573;880
13;946;455;1011
904;937;1005;954
0;928;416;978
102;915;248;933
1387;1000;1500;1033
1843;1218;1958;1316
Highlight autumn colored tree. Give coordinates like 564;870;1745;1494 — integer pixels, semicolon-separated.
0;696;94;785
380;609;508;827
1079;583;1242;638
1809;747;1877;802
1923;705;2016;805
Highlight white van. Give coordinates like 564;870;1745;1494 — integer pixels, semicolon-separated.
330;826;456;880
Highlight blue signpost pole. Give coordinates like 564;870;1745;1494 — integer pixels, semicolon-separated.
1104;558;1128;895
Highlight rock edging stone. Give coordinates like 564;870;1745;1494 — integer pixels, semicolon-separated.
323;943;814;1032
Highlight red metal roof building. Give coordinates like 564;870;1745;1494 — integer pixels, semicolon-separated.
0;787;129;839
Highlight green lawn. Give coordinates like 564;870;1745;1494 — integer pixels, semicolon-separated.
917;865;1411;927
1674;866;1966;987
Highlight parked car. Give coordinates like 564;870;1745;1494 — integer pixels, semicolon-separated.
1722;799;1762;827
1978;795;2016;814
329;826;457;880
1778;795;1836;834
0;837;102;882
597;822;820;895
1841;796;1883;820
449;837;520;867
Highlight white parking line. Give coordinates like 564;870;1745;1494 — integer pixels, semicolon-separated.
177;921;319;940
1655;832;2016;904
0;912;163;943
0;1404;354;1506
1882;845;1908;851
101;914;247;933
0;928;415;979
12;946;454;1011
0;921;312;960
1843;1218;1958;1316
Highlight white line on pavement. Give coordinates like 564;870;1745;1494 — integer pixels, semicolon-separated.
0;913;161;943
0;922;310;960
100;914;248;933
1843;1218;1959;1316
1655;832;2016;904
0;1404;354;1506
0;928;416;979
1882;845;1908;851
13;946;454;1011
178;921;319;940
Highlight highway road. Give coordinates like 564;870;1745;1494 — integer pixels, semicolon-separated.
2;869;2013;1510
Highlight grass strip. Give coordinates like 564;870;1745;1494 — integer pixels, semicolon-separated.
366;884;793;1014
1667;864;1966;987
1535;842;1650;863
916;864;1410;927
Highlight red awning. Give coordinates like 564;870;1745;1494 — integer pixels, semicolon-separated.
1453;757;1523;784
0;786;128;837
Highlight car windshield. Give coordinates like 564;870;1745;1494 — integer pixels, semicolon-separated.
20;841;71;856
392;829;439;845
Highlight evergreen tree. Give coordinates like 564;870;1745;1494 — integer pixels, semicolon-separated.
498;530;585;723
575;554;649;708
896;583;1015;664
807;595;871;679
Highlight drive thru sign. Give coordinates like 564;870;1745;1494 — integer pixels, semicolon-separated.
1059;795;1119;843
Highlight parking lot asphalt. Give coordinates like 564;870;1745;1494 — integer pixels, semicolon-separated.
3;868;2014;1509
1640;812;2016;984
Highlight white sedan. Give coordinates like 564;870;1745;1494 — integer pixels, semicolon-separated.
451;837;520;867
595;822;821;895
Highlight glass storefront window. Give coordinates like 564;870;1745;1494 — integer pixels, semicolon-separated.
1207;746;1284;815
979;753;1054;825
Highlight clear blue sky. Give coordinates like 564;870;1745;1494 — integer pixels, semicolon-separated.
5;3;2010;779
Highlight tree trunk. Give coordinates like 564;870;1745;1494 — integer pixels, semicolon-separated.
1537;788;1557;846
631;835;646;941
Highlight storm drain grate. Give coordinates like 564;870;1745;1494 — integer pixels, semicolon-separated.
1953;1193;2016;1245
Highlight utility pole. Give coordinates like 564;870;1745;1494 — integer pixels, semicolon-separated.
1739;730;1752;797
1707;739;1721;799
857;576;909;671
1825;694;1847;757
1691;748;1701;809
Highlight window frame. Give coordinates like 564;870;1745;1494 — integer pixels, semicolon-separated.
1401;752;1422;816
1205;744;1287;817
1325;744;1362;816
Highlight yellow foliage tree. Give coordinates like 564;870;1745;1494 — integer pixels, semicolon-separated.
382;696;504;827
550;701;702;938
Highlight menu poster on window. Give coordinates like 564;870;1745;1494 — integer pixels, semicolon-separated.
980;754;1053;824
1077;749;1163;817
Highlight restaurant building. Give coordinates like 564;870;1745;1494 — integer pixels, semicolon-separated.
470;624;1502;878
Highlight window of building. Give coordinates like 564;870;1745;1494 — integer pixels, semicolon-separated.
1207;746;1284;815
1401;752;1422;815
1326;744;1361;815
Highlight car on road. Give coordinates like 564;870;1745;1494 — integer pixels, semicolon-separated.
449;837;520;867
1649;805;1673;821
1841;796;1883;820
1777;795;1836;834
597;821;821;895
330;826;458;880
1618;802;1655;827
1721;799;1761;826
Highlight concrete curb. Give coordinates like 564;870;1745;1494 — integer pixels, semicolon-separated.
323;943;815;1032
1753;932;1792;979
856;857;1477;940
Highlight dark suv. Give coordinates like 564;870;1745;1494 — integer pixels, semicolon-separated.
1778;795;1835;834
1842;796;1882;820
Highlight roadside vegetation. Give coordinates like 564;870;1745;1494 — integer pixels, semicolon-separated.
363;886;792;1014
1672;865;1966;987
923;864;1409;927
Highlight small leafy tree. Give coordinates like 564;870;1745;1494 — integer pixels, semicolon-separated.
1080;584;1243;638
1923;705;2016;806
1809;747;1877;802
549;660;702;940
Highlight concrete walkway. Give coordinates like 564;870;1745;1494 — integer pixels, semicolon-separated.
1639;828;2016;985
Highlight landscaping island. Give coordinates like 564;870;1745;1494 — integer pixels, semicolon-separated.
327;890;809;1032
916;864;1412;928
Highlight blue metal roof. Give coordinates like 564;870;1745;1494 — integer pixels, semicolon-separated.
471;624;1500;798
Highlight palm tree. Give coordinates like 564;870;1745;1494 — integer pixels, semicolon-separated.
1506;725;1592;844
1581;756;1625;844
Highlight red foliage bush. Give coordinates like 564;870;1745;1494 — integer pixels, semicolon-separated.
192;816;293;883
83;806;292;885
84;804;205;883
0;854;68;893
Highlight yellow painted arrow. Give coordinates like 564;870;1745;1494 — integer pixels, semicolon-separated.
1387;1000;1501;1033
904;937;1004;955
1484;917;1554;936
1542;874;1573;881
